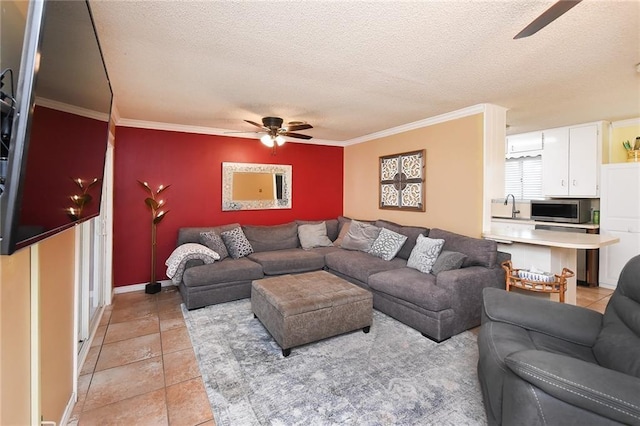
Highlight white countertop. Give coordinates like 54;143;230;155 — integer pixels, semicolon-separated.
483;228;619;249
491;217;600;230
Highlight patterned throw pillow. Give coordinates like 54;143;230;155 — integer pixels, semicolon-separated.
199;231;229;260
221;227;254;259
165;243;220;284
407;235;445;274
431;250;467;275
368;228;408;261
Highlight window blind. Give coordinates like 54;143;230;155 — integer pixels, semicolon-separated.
504;155;542;199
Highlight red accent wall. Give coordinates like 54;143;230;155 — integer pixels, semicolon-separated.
21;106;107;228
113;126;343;287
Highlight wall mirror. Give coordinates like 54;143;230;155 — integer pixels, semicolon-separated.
222;162;292;211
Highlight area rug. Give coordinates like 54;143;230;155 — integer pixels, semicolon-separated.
182;299;487;426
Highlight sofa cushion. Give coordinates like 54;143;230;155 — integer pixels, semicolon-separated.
221;227;254;259
368;268;452;312
325;249;405;284
374;220;429;260
341;220;381;252
182;257;263;287
199;231;229;260
407;235;445;274
248;248;325;275
178;223;241;246
431;250;467;275
428;228;498;268
242;222;299;252
298;222;334;249
296;219;339;242
368;227;408;261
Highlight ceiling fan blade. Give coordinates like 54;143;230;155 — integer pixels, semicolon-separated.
244;119;266;129
282;132;313;140
514;0;582;39
286;123;313;132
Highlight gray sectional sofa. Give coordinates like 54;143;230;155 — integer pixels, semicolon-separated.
175;217;508;342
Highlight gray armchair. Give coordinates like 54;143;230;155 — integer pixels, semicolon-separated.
477;254;640;426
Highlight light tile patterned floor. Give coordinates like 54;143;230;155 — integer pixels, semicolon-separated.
69;284;613;424
69;286;215;426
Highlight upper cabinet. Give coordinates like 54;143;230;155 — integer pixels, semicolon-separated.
541;122;605;198
506;131;543;157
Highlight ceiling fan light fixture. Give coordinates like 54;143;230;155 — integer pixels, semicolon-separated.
260;134;274;147
275;135;286;146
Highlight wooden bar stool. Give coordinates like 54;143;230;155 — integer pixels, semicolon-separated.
501;260;575;303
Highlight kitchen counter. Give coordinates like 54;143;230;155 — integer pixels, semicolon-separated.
491;217;600;230
483;228;617;249
483;228;619;305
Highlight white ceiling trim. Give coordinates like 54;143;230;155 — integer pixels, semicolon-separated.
35;97;110;122
342;104;489;146
115;117;345;147
115;104;495;148
611;117;640;128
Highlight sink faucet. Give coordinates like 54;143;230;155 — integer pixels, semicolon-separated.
504;194;520;219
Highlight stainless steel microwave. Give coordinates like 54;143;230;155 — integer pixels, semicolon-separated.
530;199;592;223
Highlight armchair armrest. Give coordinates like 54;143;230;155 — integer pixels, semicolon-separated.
482;287;603;346
506;350;640;425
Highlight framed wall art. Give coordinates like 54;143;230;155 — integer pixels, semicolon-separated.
379;149;425;211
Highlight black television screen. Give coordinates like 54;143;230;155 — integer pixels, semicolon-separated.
0;0;112;255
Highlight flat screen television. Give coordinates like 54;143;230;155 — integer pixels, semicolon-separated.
0;0;112;255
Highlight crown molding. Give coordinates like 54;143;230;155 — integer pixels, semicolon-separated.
35;97;110;122
116;118;345;146
115;103;495;148
611;117;640;128
341;104;488;146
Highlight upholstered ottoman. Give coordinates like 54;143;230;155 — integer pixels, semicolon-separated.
251;270;373;357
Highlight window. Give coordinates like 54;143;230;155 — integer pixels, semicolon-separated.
505;155;542;199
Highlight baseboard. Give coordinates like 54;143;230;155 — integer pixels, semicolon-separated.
57;391;76;426
113;280;175;294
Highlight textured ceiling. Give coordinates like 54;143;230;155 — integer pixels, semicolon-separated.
89;1;640;144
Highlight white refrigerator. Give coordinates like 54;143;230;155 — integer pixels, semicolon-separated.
599;163;640;288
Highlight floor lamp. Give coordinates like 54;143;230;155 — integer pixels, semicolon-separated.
138;180;170;294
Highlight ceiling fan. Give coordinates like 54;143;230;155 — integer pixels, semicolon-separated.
514;0;582;39
242;116;313;148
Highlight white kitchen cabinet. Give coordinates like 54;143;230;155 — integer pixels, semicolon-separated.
541;127;570;196
542;123;602;197
599;163;640;288
506;131;543;157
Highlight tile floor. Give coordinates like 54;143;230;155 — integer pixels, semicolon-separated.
69;286;214;426
68;284;613;425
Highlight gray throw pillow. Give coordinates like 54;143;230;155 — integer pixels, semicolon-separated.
199;231;229;260
221;227;254;259
298;222;334;250
407;234;445;274
431;250;467;275
333;221;351;246
341;220;381;252
368;227;408;261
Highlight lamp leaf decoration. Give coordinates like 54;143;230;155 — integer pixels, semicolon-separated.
67;177;100;221
138;180;170;293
